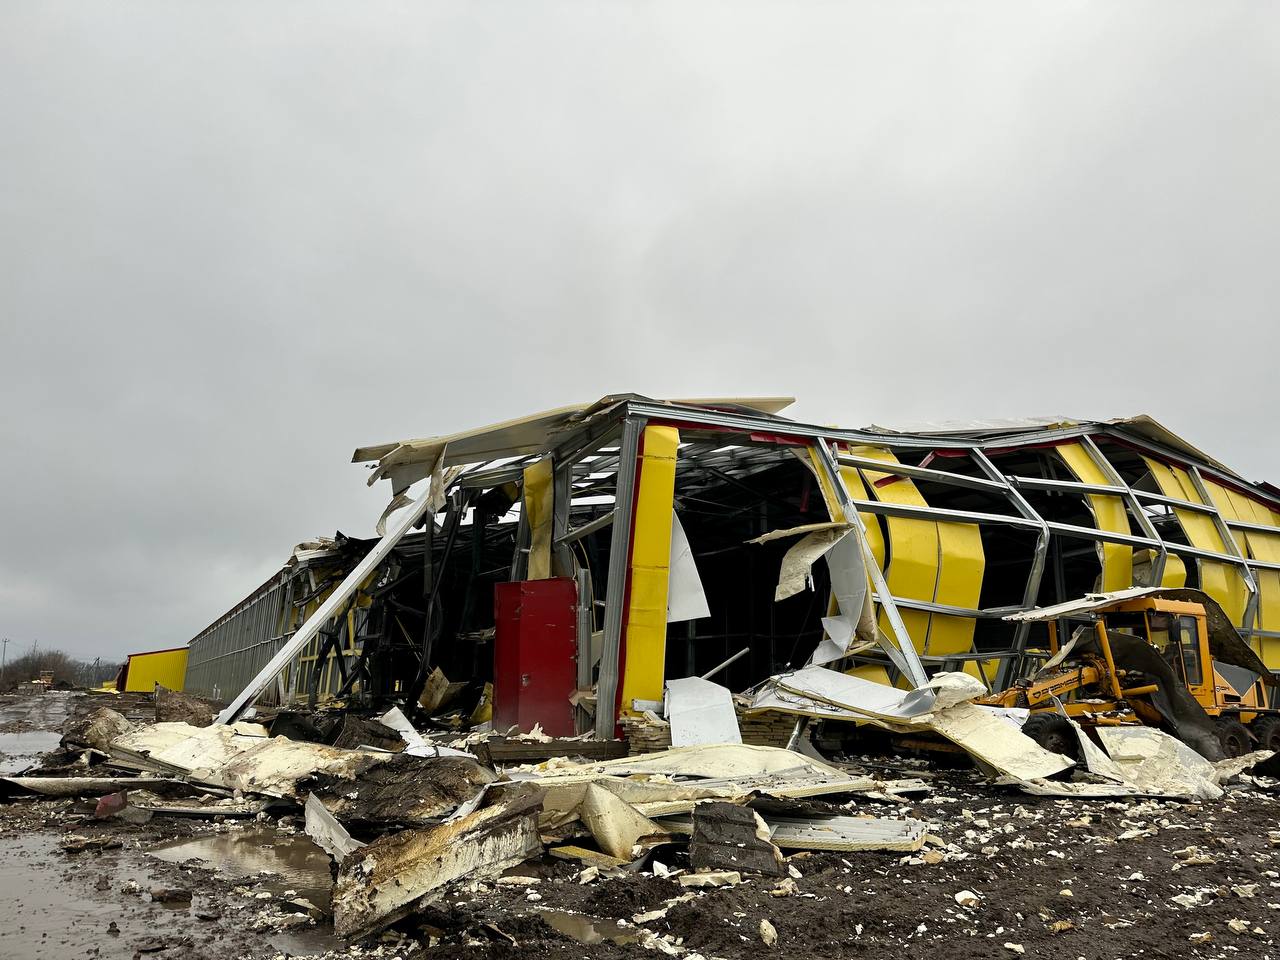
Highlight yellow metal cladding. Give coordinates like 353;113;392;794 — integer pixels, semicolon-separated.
835;459;886;568
123;648;189;692
1142;458;1250;627
1056;443;1133;591
804;446;842;521
1204;480;1280;664
522;458;555;580
618;425;680;715
1134;548;1187;589
848;447;984;660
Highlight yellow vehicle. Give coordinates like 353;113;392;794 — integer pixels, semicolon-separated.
988;588;1279;760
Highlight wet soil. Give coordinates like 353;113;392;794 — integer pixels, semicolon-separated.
4;692;1280;960
0;690;75;774
150;826;336;909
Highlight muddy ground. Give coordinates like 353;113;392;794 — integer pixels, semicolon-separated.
3;691;1280;960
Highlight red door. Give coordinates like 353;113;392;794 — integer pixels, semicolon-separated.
493;578;578;737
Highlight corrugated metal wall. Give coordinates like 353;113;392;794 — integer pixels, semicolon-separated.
184;570;295;703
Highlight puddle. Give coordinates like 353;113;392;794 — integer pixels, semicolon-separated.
0;831;336;960
533;908;642;945
0;731;62;774
149;826;335;908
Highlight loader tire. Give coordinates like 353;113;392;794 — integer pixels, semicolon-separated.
1021;713;1080;762
1251;716;1280;752
1215;717;1251;759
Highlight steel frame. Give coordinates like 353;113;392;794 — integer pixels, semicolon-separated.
207;396;1280;725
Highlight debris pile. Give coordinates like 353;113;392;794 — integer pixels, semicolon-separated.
2;660;1277;958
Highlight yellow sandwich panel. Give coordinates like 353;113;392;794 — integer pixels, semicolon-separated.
1210;483;1280;664
836;458;885;568
850;448;983;659
619;425;680;715
1142;458;1249;627
1056;442;1133;591
123;648;189;693
523;458;555;580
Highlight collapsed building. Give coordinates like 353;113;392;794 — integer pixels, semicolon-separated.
178;395;1280;740
10;394;1280;951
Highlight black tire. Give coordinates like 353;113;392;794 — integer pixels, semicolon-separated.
1251;716;1280;752
1022;713;1080;762
1215;717;1252;758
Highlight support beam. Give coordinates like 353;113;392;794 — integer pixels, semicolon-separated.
594;417;644;738
215;482;438;724
815;440;928;689
1080;435;1168;587
970;448;1049;679
556;510;616;545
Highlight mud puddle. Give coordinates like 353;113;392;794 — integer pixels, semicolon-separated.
149;826;335;908
0;830;332;959
533;908;643;945
0;730;62;774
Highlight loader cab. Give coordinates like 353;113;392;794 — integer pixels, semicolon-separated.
1108;610;1204;686
1101;599;1280;718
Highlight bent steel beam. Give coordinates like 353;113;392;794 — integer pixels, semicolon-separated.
214;481;439;725
814;440;929;689
594;417;644;738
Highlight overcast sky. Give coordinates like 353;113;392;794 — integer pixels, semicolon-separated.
1;3;1276;661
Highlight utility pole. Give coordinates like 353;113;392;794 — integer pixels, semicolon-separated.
1;638;8;688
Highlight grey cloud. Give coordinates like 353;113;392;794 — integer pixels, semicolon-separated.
1;1;1275;659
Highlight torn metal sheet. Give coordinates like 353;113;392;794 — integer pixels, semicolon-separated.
749;666;1073;781
525;745;880;826
333;791;543;939
925;702;1075;781
378;706;474;759
0;777;186;798
750;666;940;724
1068;717;1130;783
1094;726;1235;801
1013;725;1273;800
657;811;928;853
749;521;852;548
765;814;927;852
534;773;761;826
667;511;710;623
107;721;270;776
578;783;667;860
753;523;854;602
809;529;874;665
664;677;741;747
195;737;381;797
580;743;850;780
304;792;366;862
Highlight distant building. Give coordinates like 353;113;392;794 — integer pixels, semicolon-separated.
117;646;189;693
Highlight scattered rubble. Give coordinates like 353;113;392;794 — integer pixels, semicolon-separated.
3;692;1276;960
